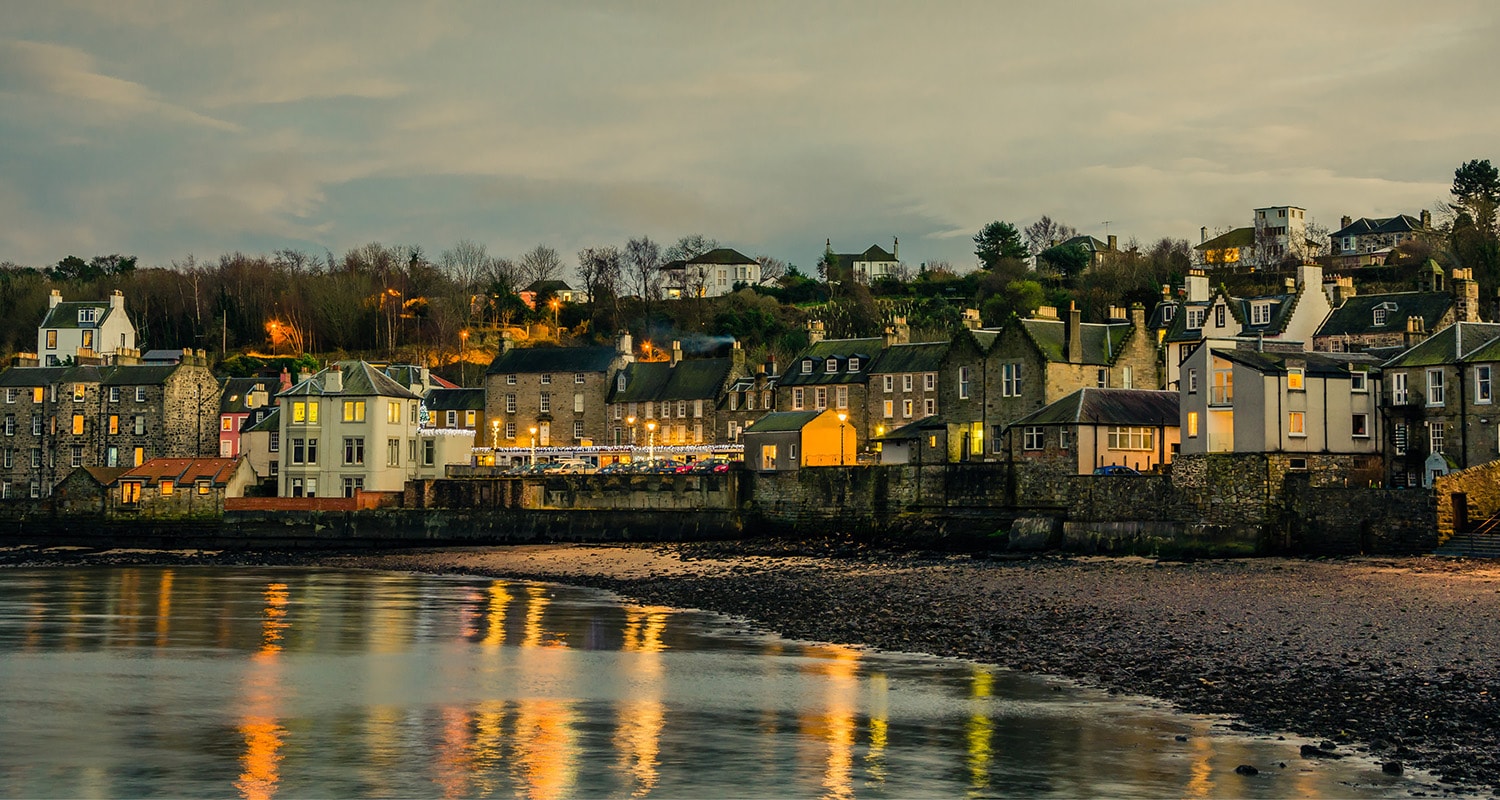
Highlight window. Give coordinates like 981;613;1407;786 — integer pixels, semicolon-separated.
903;375;913;392
660;401;670;418
1001;364;1021;397
1023;427;1045;450
1188;369;1198;394
924;374;936;391
1121;366;1133;389
836;386;848;409
71;415;84;435
110;416;120;435
79;308;96;324
466;410;477;428
848;357;860;372
573;420;585;439
136;387;146;402
46;330;56;350
1107;426;1155;450
1430;421;1445;455
677;400;686;418
81;331;93;350
1096;368;1108;388
30;416;40;436
541;374;552;385
1478;366;1493;404
693;399;703;418
3;389;12;404
1351;371;1367;393
133;447;144;467
160;480;174;497
825;358;838;373
1186;308;1205;329
342;477;364;498
506;394;517;414
133;416;145;435
342;400;366;422
575;372;585;384
924;398;936;416
1250;303;1271;326
106;447;117;467
902;399;913;418
1393;423;1407;455
388;401;401;423
1392;372;1408;405
505;422;515;439
1288;411;1306;437
2;416;10;437
617;373;627;392
539;393;551;413
292;438;306;464
1352;413;1369;438
883;400;894;418
814;388;827;410
446;410;458;427
387;438;400;467
1187;411;1199;438
1162;305;1176;321
32;387;42;403
1373;308;1387;326
1427;369;1445;406
70;446;82;468
789;443;799;462
507;374;517;385
30;448;40;467
801;359;813;374
1288;368;1304;391
422;439;435;466
883;375;893;393
410;403;418;425
792;388;804;410
342;437;364;466
1059;428;1071;450
73;385;85;402
269;432;280;452
1214;305;1226;327
761;444;777;470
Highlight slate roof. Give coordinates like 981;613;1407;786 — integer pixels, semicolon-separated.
1010;388;1179;428
610;358;735;403
743;410;822;433
118;457;243;487
1232;291;1298;336
219;377;273;415
0;363;193;388
81;466;130;485
1332;215;1424;238
101;365;181;386
779;338;884;386
142;350;184;363
1194;227;1255;252
243;407;280;434
424;387;485;411
1317;292;1454;339
685;248;756;265
524;280;574;294
873;415;947;440
1017;319;1133;365
485;345;620;376
1383;322;1500;368
867;342;948;375
380;364;457;392
833;245;898;265
1057;235;1110;253
39;300;118;330
1213;348;1377;378
279;360;422;400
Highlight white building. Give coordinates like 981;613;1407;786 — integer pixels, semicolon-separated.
37;290;137;365
661;248;761;298
275;361;424;498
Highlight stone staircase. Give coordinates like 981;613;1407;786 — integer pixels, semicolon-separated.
1436;509;1500;558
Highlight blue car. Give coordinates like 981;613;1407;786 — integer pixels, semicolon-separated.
1093;465;1140;475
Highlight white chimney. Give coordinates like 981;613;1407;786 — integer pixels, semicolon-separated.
49;289;62;308
325;364;343;393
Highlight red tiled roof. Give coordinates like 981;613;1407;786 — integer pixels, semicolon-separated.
118;457;241;487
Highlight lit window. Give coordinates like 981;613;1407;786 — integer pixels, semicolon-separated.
1187;411;1199;438
342;400;366;422
1288;411;1306;437
1288;368;1304;391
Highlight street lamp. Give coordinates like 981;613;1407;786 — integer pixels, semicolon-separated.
490;418;500;449
550;298;560;333
837;412;848;465
529;425;538;466
646;420;657;463
627;415;636;446
459;329;469;386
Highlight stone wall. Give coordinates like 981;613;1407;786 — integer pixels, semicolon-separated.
1434;459;1500;542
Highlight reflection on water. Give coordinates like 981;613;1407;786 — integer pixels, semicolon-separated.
0;566;1426;799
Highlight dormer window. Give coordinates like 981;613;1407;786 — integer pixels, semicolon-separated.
848;357;860;372
1373;302;1397;326
1250;302;1271;326
1162;305;1176;321
78;308;96;324
801;359;813;374
616;373;626;391
1186;308;1205;329
1373;308;1386;326
825;358;838;373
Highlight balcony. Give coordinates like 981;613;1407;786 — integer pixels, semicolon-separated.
1208;387;1233;406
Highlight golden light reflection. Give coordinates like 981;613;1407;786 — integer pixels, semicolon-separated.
1185;731;1214;798
797;644;860;800
468;701;509;796
154;570;174;647
864;673;888;785
483;584;512;649
433;705;475;799
521;585;553;649
966;668;993;797
615;606;670;797
511;699;580;800
235;583;290;800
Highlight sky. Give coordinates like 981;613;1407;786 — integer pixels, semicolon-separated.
1;1;1496;277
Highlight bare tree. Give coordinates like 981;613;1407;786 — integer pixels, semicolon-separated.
663;234;718;263
1024;216;1078;257
624;236;662;300
754;254;787;285
440;239;493;290
576;246;623;304
518;244;563;287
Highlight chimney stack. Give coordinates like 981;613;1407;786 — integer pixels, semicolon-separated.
1107;234;1117;252
1421;209;1432;229
808;320;825;344
730;339;745;373
1341;215;1352;230
670;340;682;367
893;236;899;261
325;363;343;393
616;331;633;362
49;289;61;308
1200;227;1207;244
1065;302;1083;364
1455;268;1481;323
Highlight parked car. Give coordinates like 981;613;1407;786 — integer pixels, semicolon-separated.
688;458;732;474
597;461;635;475
1093;465;1140;475
639;460;680;474
544;459;599;475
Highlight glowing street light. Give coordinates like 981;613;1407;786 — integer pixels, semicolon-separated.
490;418;500;449
646;420;657;463
627;415;636;446
459;329;469;385
550;298;560;332
837;411;849;465
529;425;538;466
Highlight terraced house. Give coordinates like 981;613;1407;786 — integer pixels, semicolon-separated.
777;320;919;454
606;341;748;447
865;339;947;444
1314;263;1480;353
0;353;221;498
483;335;633;449
1380;321;1500;488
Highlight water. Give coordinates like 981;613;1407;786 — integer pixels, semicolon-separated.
0;566;1426;798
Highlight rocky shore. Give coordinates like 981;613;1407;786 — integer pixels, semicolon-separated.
6;540;1499;794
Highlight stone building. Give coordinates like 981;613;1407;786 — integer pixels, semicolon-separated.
112;457;255;519
864;340;947;447
1380;321;1500;487
1002;387;1180;475
777;320;921;455
719;361;778;444
1314;264;1480;353
37;289;137;366
425;387;487;444
828;240;902;284
605;340;748;448
483;335;633;449
0;352;221;498
1329;211;1430;267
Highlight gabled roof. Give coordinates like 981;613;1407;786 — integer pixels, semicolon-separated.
1213;348;1375;378
1233;291;1298;336
833;245;898;264
424;387;485;411
874;414;947;440
39;300;118;330
1017;318;1133;366
1194;227;1255;251
118;457;243;487
243;406;280;434
279;361;422;400
1317;292;1454;339
779;338;884;386
743;410;822;433
0;362;194;389
524;280;574;294
81;466;130;485
685;248;756;266
1057;235;1109;253
1383;322;1500;368
219;377;273;415
610;357;736;403
1332;214;1423;238
485;345;620;376
867;342;948;375
100;365;180;386
1010;388;1179;428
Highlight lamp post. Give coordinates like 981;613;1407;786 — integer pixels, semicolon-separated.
529;425;538;466
837;412;848;465
627;415;636;446
490;418;500;449
459;329;469;386
646;420;657;463
550;298;560;333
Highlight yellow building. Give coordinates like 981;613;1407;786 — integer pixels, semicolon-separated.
742;409;857;471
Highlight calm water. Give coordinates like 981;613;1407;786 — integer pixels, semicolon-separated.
0;566;1425;799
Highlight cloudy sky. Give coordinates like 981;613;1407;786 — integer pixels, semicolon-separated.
1;1;1494;275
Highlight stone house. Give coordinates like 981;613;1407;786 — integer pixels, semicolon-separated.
864;340;947;446
1314;264;1480;353
606;340;748;448
719;361;778;445
1329;211;1430;267
0;353;221;498
275;361;423;498
778;320;921;455
959;302;1158;461
828;240;902;284
1053;234;1118;270
1380;321;1500;488
743;409;855;471
37;289;137;366
1001;388;1179;475
660;248;761;299
112;457;255;519
484;335;633;450
1179;345;1382;468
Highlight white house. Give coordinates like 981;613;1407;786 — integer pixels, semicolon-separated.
37;290;137;365
275;361;424;498
661;248;761;298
